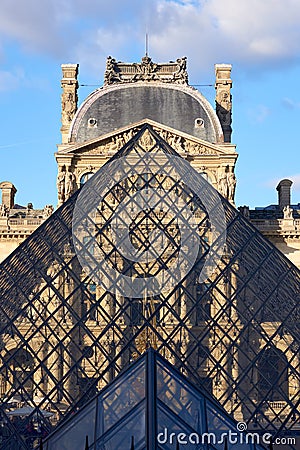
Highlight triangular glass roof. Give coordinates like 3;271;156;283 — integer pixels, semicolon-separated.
0;125;299;450
44;349;267;450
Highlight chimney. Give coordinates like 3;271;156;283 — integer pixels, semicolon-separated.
61;64;79;144
215;64;232;143
276;179;292;210
0;181;17;209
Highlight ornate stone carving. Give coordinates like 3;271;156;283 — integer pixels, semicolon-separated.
173;57;188;84
217;168;236;202
218;171;228;198
132;56;159;82
65;167;76;200
57;167;66;204
239;206;250;219
43;205;54;219
0;204;8;217
103;55;189;85
104;56;121;85
109;135;126;152
215;64;232;143
61;64;79;144
138;129;155;150
62;92;76;123
283;205;294;219
227;171;237;202
153;127;220;155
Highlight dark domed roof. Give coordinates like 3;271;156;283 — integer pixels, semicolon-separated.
69;82;223;144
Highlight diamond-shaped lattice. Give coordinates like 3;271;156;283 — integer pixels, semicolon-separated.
0;125;299;449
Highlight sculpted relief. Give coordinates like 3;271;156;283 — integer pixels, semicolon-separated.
218;167;237;202
104;55;189;85
57;166;76;204
62;92;77;123
73;125;222;158
57;127;235;204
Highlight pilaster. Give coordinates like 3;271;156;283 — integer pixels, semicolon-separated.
215;64;232;143
61;64;79;144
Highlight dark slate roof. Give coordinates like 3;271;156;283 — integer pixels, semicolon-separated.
72;84;220;143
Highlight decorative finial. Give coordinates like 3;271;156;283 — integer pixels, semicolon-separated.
145;33;149;57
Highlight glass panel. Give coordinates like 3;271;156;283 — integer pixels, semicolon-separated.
96;403;145;450
206;404;263;450
46;399;96;450
0;125;298;449
98;362;145;434
157;362;204;433
157;406;202;450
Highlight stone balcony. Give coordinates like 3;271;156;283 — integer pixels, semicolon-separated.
251;218;300;235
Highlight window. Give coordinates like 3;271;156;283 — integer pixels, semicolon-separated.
257;346;289;401
80;172;94;187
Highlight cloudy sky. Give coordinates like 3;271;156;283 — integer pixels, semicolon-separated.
1;0;300;208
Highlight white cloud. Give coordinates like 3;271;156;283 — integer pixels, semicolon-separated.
288;175;300;192
282;97;300;109
1;0;300;77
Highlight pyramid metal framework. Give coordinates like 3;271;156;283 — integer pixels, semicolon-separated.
44;349;266;450
0;125;299;449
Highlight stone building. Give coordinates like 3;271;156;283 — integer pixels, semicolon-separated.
0;182;53;263
56;59;237;208
0;56;298;450
240;180;300;269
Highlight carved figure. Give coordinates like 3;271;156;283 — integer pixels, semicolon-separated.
110;135;125;152
227;172;237;202
283;205;294;219
139;130;154;150
239;206;250;219
173;57;188;84
184;140;192;153
173;136;184;152
216;91;232;126
0;204;8;217
124;129;135;142
104;56;121;85
62;93;76;122
132;56;158;81
43;205;54;219
65;168;76;199
218;171;228;198
57;168;66;202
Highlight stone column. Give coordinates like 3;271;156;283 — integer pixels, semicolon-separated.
215;64;232;143
0;181;17;209
61;64;79;144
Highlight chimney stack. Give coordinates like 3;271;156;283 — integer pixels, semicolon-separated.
215;64;232;143
0;181;17;209
61;64;79;144
276;179;292;210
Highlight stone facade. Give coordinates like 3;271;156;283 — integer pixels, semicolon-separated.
0;182;53;263
0;57;299;446
56;57;237;208
240;180;300;270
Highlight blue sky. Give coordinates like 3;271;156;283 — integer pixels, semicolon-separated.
1;0;300;209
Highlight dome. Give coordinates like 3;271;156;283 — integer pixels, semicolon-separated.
69;82;223;144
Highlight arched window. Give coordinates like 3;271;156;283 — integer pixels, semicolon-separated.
1;348;35;396
257;346;289;401
80;172;94;187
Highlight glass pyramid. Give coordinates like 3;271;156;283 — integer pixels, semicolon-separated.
0;125;299;450
44;348;267;450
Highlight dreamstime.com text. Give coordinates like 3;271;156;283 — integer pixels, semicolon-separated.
157;423;297;446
